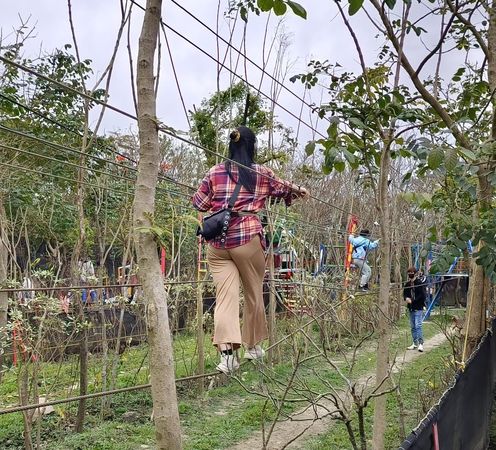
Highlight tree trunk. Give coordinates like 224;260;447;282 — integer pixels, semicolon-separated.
19;361;34;450
0;198;8;383
465;166;493;355
134;1;182;448
73;120;89;433
463;1;496;352
488;0;496;139
393;240;402;321
372;147;392;450
372;0;495;361
267;220;277;365
75;300;88;433
462;2;496;354
98;266;110;415
110;304;126;394
465;0;496;349
461;1;496;356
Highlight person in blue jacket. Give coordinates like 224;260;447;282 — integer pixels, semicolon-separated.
348;229;379;291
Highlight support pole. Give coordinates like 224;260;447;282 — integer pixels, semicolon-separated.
196;222;205;393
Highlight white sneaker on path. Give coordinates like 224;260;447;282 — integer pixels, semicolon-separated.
244;345;265;360
216;354;240;374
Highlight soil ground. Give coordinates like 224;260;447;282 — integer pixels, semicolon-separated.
229;331;447;450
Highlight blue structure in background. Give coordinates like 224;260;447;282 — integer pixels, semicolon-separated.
421;240;472;321
411;243;422;270
423;258;457;321
312;244;328;276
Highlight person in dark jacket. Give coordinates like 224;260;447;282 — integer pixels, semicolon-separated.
403;267;427;352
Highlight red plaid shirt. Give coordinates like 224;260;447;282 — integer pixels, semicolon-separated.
192;163;294;249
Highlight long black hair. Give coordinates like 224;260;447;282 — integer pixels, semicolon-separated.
225;125;257;193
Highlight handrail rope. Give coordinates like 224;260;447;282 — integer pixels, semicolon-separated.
0;96;310;204
257;207;426;245
0;150;425;247
0;145;192;201
130;0;326;141
0;161;192;211
167;0;324;123
0;161;133;197
0;57;445;238
1;274;465;296
0;56;333;208
0;123;196;196
0;143;138;186
0;124;423;242
0;93;195;191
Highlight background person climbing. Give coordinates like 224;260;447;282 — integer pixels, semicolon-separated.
348;228;379;291
403;266;427;352
192;125;308;374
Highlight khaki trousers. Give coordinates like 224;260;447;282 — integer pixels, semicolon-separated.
207;237;268;349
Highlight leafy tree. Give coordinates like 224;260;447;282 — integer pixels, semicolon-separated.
301;0;496;446
349;0;496;357
191;81;289;166
230;0;307;22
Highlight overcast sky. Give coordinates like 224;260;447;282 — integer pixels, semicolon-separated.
2;0;477;150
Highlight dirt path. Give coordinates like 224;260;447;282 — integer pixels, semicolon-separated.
229;331;447;450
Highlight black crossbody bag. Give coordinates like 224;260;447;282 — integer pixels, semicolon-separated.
197;181;242;245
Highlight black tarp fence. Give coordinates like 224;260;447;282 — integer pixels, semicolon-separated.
399;318;496;450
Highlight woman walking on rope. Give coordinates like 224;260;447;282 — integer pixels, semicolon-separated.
193;126;308;374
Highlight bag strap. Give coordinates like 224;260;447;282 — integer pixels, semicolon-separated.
353;241;365;251
227;180;242;209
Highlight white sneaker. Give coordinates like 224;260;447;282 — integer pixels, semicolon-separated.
407;343;417;350
216;354;240;374
244;345;265;360
418;344;424;352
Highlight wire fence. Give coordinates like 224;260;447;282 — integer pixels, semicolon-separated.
0;292;351;415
